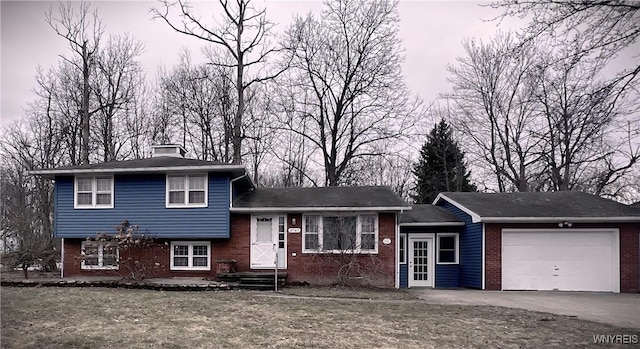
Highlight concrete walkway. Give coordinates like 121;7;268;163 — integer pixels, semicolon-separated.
409;288;640;329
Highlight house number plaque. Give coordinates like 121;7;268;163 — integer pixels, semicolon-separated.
288;227;301;233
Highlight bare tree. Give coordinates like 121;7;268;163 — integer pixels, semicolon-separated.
155;50;237;161
280;0;422;186
486;0;640;201
533;47;639;195
92;33;145;162
447;32;543;192
46;1;104;165
152;0;285;164
0;112;66;276
447;31;639;200
490;0;640;85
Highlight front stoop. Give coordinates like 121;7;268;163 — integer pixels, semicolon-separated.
216;271;287;290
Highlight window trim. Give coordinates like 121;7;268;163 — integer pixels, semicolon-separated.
302;213;378;254
74;176;114;209
436;233;459;264
170;241;211;271
165;174;208;208
81;241;119;270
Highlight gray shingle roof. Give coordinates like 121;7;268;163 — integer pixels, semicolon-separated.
399;204;463;225
437;191;640;221
232;186;410;211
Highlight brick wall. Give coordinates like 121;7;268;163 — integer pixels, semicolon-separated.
484;223;639;293
62;212;399;287
62;238;220;278
283;212;396;287
484;224;501;291
619;223;639;293
214;214;251;271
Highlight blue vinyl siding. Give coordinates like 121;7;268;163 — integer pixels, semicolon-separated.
439;201;482;289
55;174;230;239
400;264;408;288
435;264;460;288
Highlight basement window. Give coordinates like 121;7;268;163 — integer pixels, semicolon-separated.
81;241;119;270
170;241;210;271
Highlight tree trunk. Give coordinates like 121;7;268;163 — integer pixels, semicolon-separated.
81;43;91;165
233;17;244;164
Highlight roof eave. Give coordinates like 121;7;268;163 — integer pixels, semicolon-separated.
29;165;248;178
399;222;465;227
230;206;412;213
433;193;483;223
480;216;640;223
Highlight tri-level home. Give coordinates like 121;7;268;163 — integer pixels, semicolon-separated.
31;145;410;287
31;145;640;292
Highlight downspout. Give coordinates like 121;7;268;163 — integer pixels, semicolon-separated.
60;238;64;279
395;210;401;289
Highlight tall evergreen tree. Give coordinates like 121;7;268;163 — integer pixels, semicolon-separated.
413;119;476;203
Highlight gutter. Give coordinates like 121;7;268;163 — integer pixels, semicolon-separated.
399;222;465;227
29;165;247;178
479;216;640;223
230;206;412;213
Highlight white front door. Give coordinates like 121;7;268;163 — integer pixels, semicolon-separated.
409;237;434;287
250;215;286;269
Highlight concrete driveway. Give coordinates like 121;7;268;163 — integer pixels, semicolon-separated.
409;289;640;329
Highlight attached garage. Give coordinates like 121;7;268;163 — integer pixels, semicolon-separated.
502;229;619;292
434;191;640;293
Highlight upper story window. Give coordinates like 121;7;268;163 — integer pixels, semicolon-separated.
303;214;378;254
74;176;114;209
166;174;208;208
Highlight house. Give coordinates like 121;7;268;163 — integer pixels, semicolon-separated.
30;145;410;287
422;192;639;293
30;145;640;292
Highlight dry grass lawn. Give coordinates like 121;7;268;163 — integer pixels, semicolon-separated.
1;286;635;348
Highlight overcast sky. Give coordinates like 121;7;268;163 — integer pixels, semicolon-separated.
0;0;525;128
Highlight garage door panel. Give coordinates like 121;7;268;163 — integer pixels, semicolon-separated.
501;230;619;292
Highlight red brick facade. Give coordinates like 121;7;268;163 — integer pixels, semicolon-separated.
282;212;396;287
62;212;398;287
484;223;639;293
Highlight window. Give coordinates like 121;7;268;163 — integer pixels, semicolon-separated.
360;215;376;250
170;241;210;270
323;216;357;250
166;174;207;207
278;216;285;249
256;218;273;242
302;214;378;253
437;233;459;264
399;234;406;264
74;176;113;208
304;216;319;250
81;241;119;269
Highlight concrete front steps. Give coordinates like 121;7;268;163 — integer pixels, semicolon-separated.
216;271;287;290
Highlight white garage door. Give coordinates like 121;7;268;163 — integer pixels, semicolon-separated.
502;229;619;292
